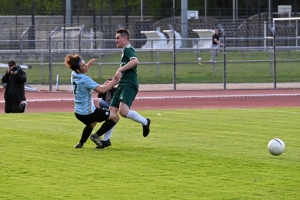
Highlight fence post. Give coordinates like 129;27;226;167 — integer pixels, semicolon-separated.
48;26;58;91
79;25;84;55
169;24;176;90
20;26;31;65
219;24;226;90
269;24;276;88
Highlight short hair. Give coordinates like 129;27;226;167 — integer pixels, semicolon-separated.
116;28;129;40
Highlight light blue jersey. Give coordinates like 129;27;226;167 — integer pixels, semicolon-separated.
71;71;98;115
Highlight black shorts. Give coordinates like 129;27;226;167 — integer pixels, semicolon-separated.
75;107;110;126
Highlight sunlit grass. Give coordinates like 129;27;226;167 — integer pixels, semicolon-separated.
1;108;300;199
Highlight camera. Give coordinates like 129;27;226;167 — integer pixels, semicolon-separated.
11;66;17;71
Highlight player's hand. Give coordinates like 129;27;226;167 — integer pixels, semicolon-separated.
116;66;125;74
113;71;122;82
87;59;97;67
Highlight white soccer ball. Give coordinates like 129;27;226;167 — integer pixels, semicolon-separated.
268;138;285;156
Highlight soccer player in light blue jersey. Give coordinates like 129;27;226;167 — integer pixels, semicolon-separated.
64;53;121;148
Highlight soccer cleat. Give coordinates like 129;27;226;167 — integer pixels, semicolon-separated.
95;139;111;149
89;134;103;148
143;118;151;137
101;139;111;148
74;143;83;148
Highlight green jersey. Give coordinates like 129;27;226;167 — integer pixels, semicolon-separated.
119;44;138;90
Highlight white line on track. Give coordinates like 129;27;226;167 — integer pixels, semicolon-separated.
0;93;298;103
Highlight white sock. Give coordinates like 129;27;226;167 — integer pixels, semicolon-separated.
126;110;147;125
102;127;114;141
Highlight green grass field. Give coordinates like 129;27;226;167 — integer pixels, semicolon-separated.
1;108;300;199
1;50;299;85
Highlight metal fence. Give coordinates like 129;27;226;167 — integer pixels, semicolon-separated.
0;23;299;91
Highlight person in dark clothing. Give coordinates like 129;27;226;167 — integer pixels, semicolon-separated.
210;29;224;62
1;60;27;113
97;77;117;109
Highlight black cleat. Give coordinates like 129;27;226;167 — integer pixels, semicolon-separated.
95;139;111;149
74;143;83;148
101;139;111;148
143;118;151;137
89;134;103;148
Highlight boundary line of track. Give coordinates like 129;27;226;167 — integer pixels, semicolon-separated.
0;93;299;103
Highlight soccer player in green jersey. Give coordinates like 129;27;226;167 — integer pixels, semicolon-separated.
98;28;151;148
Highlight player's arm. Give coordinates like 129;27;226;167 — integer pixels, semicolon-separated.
218;40;224;46
94;72;121;93
86;59;97;67
214;38;224;46
118;58;138;73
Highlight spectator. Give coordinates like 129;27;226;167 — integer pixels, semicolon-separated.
1;60;27;113
98;77;117;109
210;29;224;62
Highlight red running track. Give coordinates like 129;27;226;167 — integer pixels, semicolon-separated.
0;88;299;113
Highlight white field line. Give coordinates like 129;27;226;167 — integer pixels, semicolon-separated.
134;93;300;100
0;93;299;103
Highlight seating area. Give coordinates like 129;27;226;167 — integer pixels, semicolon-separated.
140;29;182;49
163;30;182;49
140;30;168;49
192;29;214;49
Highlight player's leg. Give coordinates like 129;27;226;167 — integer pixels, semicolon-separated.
98;106;119;148
74;113;97;148
119;102;151;137
100;126;114;147
89;108;119;148
119;86;151;137
74;124;95;148
99;99;110;109
99;88;122;146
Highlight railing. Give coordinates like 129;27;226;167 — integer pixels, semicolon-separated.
0;34;299;91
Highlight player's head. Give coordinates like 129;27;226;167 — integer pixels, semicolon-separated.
104;77;113;85
115;28;130;48
64;53;88;73
214;29;219;34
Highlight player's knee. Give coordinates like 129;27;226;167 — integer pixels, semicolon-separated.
119;109;128;118
110;112;119;123
89;122;97;128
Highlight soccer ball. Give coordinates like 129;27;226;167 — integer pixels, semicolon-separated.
268;138;285;156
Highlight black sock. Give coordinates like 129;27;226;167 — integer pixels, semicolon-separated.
79;126;93;145
95;120;116;137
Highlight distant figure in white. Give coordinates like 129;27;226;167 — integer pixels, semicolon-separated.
210;29;224;63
